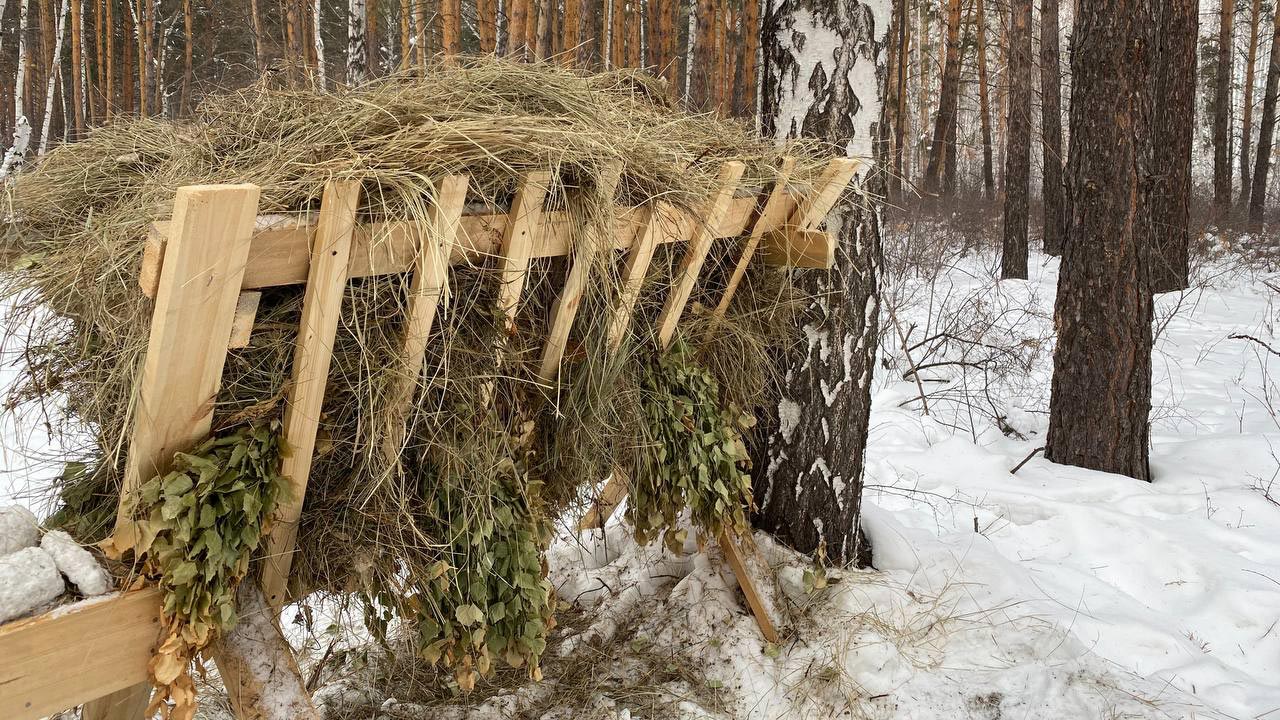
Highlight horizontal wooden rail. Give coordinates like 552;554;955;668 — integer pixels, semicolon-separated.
140;188;836;298
0;588;163;720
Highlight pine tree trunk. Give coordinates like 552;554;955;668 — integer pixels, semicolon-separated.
38;0;68;154
563;0;579;64
975;0;994;200
1240;0;1261;212
1148;0;1197;291
104;0;114;115
755;0;886;568
1249;9;1280;230
1039;0;1065;254
1046;0;1156;482
348;0;368;81
1214;0;1235;218
442;0;460;58
180;0;192;113
924;0;962;196
69;0;82;133
1001;0;1031;278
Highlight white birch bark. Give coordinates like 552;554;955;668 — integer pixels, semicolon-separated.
314;0;328;86
348;0;367;83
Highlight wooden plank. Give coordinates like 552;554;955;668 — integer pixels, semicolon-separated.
108;183;261;553
259;180;361;609
538;161;623;381
760;227;837;269
654;161;746;350
717;528;782;644
228;291;263;349
604;206;661;352
496;171;554;331
0;589;163;720
713;157;797;318
140;191;804;299
789;157;863;230
576;468;631;531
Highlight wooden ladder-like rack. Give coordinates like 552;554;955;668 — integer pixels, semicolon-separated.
0;156;861;720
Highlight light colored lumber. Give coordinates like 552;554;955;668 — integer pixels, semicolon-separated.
228;291;263;349
576;469;631;531
109;183;261;552
789;157;863;230
759;227;837;269
716;528;781;644
654;161;746;350
605;206;661;352
1;589;163;720
496;171;554;331
713;157;797;318
140;190;805;299
260;180;361;609
538;161;623;381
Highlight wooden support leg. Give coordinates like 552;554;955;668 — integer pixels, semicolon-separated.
81;686;154;720
260;180;362;608
716;528;781;644
576;469;630;531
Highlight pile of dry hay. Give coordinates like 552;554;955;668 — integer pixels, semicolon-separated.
0;58;840;687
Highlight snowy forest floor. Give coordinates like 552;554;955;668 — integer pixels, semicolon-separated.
289;219;1280;720
6;215;1280;719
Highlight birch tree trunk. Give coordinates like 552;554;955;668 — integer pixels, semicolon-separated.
38;0;69;155
0;0;30;179
754;0;887;567
1046;0;1156;481
348;0;367;82
313;0;326;86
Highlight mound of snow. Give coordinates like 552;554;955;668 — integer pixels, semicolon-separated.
0;546;65;623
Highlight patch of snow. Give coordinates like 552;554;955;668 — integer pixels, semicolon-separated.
41;529;112;596
0;545;64;623
0;503;39;556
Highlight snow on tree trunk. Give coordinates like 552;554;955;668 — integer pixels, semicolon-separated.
2;0;30;178
212;582;321;720
38;0;71;156
753;0;888;568
348;0;367;83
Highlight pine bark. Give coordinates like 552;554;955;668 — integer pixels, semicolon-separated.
1249;7;1280;230
975;0;994;200
1046;0;1156;482
1214;0;1235;217
889;0;908;201
1240;0;1262;211
1002;0;1032;278
756;0;886;568
181;0;193;113
478;0;496;53
1147;0;1197;291
924;0;962;196
1040;0;1065;255
69;0;83;134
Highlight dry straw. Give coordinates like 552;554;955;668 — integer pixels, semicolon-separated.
1;57;838;683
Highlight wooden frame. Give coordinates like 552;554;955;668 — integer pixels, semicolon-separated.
0;157;861;720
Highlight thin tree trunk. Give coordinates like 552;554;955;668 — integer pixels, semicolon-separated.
535;0;550;59
69;0;83;133
1148;0;1198;290
312;0;326;84
1248;3;1280;228
398;0;411;69
975;0;994;200
1047;0;1156;482
122;0;134;112
1;0;31;179
755;0;885;568
478;0;495;52
104;0;113;115
1002;0;1031;278
627;0;641;67
92;0;104;121
1240;0;1262;212
1214;0;1235;218
38;0;69;155
1040;0;1065;254
889;0;909;200
348;0;367;81
924;0;962;196
180;0;192;113
743;0;759;119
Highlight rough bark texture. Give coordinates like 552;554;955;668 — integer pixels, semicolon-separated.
1001;0;1031;278
1240;0;1261;211
1249;10;1280;230
348;0;367;83
975;0;994;200
923;0;961;196
755;0;886;568
1039;0;1065;255
890;0;908;200
213;583;321;720
1147;0;1196;292
1046;0;1155;482
1213;0;1235;217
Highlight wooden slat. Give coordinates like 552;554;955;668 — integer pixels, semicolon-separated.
789;157;863;230
228;291;263;349
576;468;632;532
140;191;805;299
538;162;623;381
760;227;837;269
0;589;163;720
717;528;781;644
713;157;797;318
496;171;554;330
604;206;661;352
655;161;746;350
260;180;361;608
109;183;260;552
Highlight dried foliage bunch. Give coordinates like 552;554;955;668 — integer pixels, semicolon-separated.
1;57;834;687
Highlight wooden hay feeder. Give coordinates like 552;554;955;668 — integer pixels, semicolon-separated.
0;156;861;720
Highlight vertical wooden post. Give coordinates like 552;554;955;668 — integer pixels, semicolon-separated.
604;206;661;352
260;180;362;608
93;184;262;720
712;157;796;318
